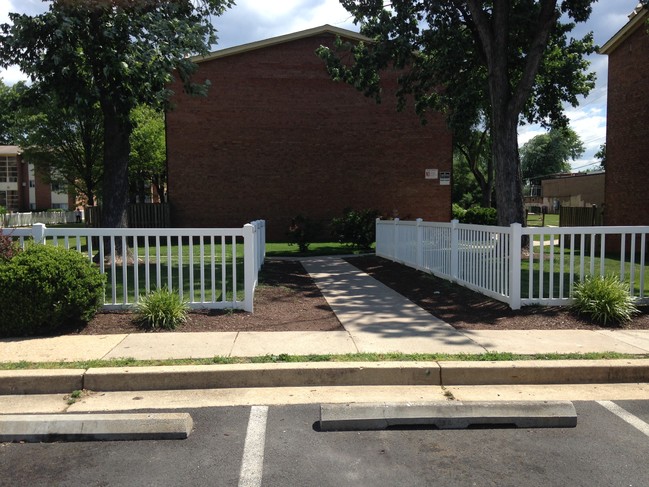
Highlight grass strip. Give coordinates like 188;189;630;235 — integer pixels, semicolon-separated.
1;351;647;370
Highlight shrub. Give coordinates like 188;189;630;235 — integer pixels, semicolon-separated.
134;287;189;330
287;215;317;253
571;274;639;326
0;245;105;337
331;208;380;251
451;203;467;221
0;230;20;263
461;206;498;226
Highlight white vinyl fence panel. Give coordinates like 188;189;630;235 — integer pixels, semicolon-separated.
376;219;649;309
5;220;266;312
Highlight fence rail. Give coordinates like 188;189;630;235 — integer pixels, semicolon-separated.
1;211;77;227
377;218;649;309
6;220;266;312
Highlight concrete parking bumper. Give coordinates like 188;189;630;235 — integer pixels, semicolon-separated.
319;401;578;431
0;412;193;442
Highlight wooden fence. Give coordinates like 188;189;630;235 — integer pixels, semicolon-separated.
560;206;603;227
85;204;170;228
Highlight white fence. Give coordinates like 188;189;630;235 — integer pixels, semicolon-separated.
1;210;77;227
5;220;266;312
376;219;649;309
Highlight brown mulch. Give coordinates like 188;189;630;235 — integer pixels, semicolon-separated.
71;255;649;335
348;256;649;331
72;259;344;335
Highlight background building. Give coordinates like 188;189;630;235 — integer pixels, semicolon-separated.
166;25;453;240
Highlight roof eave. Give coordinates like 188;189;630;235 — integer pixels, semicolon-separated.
600;7;648;55
191;24;369;64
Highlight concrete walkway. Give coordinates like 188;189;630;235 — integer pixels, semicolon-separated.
2;256;649;363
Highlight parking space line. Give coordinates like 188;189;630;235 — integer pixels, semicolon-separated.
238;405;269;487
597;401;649;438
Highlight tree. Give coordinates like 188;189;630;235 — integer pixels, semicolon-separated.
0;79;25;145
595;143;606;170
1;0;233;228
520;127;585;181
317;0;596;226
455;127;494;208
129;105;166;203
16;87;103;205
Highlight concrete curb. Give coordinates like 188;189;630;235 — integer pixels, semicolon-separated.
0;413;193;442
1;360;649;395
319;401;578;431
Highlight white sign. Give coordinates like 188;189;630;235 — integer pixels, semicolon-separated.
440;171;451;185
425;169;438;179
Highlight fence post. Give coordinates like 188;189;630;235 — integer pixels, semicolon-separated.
393;218;400;261
450;219;459;280
416;218;423;270
243;223;256;313
509;223;522;310
32;223;46;244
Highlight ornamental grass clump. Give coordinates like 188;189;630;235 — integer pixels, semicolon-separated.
135;288;189;330
571;274;639;327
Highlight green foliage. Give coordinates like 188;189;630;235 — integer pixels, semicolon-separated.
287;215;318;253
0;245;105;337
520;127;585;180
331;208;379;251
571;275;639;326
451;203;467;221
1;0;233;226
459;207;498;226
134;287;189;330
0;230;20;263
129;105;167;202
595;143;606;170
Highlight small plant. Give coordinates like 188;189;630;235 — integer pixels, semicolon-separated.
451;203;467;221
571;274;639;326
134;287;189;330
330;208;379;251
0;229;20;263
287;215;317;253
0;245;105;337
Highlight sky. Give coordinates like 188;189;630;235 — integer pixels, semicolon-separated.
0;0;643;170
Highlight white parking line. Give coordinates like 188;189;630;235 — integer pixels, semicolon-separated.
597;401;649;437
238;405;269;487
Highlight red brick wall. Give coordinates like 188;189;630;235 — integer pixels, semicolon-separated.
166;33;452;240
605;22;649;227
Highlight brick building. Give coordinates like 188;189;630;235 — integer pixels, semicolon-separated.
165;25;452;240
0;145;72;212
600;4;649;226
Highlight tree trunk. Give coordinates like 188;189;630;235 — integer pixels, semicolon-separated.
101;103;130;228
492;112;525;227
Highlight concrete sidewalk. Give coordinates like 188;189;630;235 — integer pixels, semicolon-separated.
1;256;649;363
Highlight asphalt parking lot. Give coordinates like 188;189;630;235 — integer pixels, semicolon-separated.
2;400;649;487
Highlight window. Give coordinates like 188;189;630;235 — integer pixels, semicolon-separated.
0;190;19;210
0;156;18;183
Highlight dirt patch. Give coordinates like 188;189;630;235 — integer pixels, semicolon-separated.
70;259;343;335
348;256;649;330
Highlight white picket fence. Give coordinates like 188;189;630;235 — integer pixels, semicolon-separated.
1;210;77;227
376;218;649;310
6;220;266;312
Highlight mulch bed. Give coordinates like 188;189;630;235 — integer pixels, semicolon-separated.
67;255;649;335
347;256;649;331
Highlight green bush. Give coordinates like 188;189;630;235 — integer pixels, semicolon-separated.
571;274;639;326
0;245;105;337
331;208;379;251
134;287;189;330
452;203;467;221
461;206;498;226
287;215;318;253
